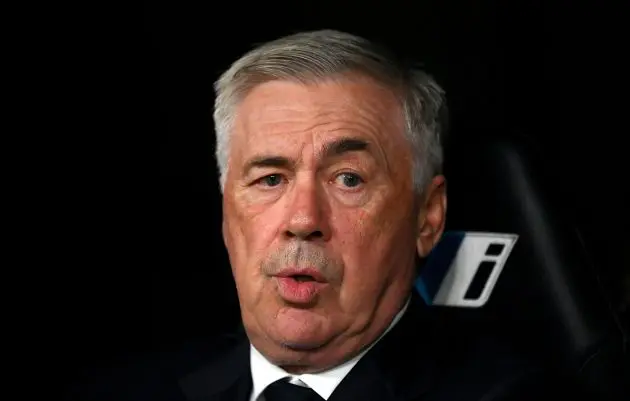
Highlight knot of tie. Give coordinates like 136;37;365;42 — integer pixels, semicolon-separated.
262;378;324;401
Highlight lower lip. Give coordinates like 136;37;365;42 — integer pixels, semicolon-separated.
275;277;327;304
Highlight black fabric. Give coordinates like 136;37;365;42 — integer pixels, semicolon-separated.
444;135;629;400
62;290;571;401
263;379;324;401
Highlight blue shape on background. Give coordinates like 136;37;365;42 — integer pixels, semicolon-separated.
415;231;466;304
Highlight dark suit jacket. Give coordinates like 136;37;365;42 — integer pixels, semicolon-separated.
64;292;572;401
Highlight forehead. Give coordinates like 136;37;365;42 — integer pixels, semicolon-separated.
231;77;406;151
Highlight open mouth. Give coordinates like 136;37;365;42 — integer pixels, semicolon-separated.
291;274;316;282
274;269;328;303
275;268;326;283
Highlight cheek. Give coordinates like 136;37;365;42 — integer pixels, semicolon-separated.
335;203;394;245
225;205;283;279
332;209;382;273
225;218;271;306
244;210;285;256
332;202;415;282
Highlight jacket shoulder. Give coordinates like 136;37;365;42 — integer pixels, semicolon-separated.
63;334;244;401
425;324;573;401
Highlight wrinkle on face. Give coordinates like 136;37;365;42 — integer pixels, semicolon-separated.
222;75;423;372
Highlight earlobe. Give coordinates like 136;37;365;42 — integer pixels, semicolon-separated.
416;175;447;258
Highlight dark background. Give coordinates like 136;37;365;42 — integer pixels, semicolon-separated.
57;0;626;391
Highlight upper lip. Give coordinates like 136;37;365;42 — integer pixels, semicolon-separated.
274;268;327;283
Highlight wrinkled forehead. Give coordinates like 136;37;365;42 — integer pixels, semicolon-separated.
230;77;407;156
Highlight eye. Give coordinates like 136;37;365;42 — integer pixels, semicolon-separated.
256;174;284;187
334;172;364;188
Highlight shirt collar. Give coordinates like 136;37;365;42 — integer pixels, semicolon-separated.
249;297;411;400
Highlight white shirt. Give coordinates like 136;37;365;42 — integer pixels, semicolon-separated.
249;298;411;401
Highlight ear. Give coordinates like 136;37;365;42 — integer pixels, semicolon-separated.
416;175;447;258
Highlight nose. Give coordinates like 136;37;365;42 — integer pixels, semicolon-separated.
283;179;330;242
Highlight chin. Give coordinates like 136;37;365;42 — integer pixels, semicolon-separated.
280;340;326;351
271;309;330;345
274;327;331;351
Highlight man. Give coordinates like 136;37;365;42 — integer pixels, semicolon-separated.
66;30;560;401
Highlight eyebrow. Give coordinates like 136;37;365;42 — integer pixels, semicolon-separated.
321;137;370;159
242;137;371;176
243;156;293;177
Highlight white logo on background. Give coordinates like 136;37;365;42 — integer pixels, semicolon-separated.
432;232;518;308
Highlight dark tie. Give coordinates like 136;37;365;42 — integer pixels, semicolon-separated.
263;378;324;401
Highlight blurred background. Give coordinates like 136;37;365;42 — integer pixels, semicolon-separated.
55;0;627;391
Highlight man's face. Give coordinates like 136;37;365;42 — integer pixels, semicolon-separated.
222;76;445;372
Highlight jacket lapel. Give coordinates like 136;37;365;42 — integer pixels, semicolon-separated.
178;292;445;401
329;292;445;401
178;339;252;401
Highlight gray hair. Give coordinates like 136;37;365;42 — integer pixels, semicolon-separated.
213;29;448;194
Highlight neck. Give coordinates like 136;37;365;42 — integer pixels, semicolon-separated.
278;295;412;374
